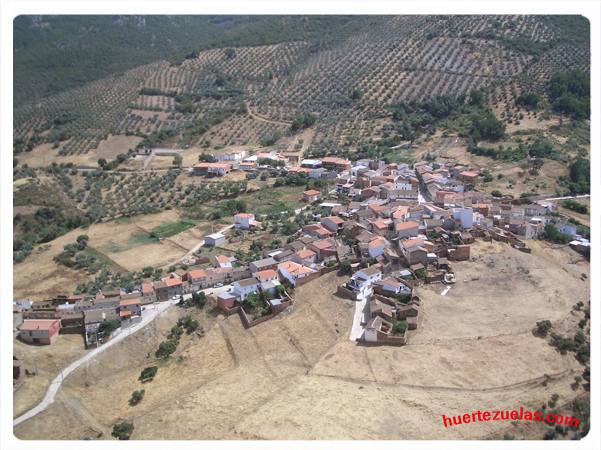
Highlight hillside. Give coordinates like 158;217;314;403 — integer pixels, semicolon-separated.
13;15;590;266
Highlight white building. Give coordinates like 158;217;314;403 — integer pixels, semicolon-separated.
277;261;315;287
216;150;246;162
204;232;226;247
232;278;260;300
452;207;473;229
235;213;258;230
347;265;382;300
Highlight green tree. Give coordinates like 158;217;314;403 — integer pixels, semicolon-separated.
156;340;178;359
139;366;158;382
112;420;134;440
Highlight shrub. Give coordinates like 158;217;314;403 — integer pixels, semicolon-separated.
563;199;588;214
178;315;199;334
392;319;407;335
139;366;158;382
534;320;552;337
540;223;571;244
112;420;134;440
129;389;145;406
155;340;178;359
290;113;317;133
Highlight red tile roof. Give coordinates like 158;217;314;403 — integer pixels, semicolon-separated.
19;319;59;331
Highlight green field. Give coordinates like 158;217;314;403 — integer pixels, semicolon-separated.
151;219;196;238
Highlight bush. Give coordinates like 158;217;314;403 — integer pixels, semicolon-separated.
177;315;200;334
392;319;407;335
563;199;588;214
97;319;121;337
112;420;134;440
139;366;158;382
156;340;178;359
339;259;352;275
470;111;505;142
516;92;541;110
534;320;552;337
129;389;145;406
540;223;571;244
290;113;317;133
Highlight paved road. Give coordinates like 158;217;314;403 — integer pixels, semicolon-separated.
349;293;369;342
13;299;178;427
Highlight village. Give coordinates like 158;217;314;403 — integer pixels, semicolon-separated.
13;146;591;373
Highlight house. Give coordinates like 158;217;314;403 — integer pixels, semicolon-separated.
400;238;431;266
188;268;208;290
370;218;390;236
375;277;412;296
192;162;232;177
249;257;278;273
215;255;234;268
140;282;156;304
309;238;336;260
204;232;226;247
368;237;387;259
452;207;474;229
154;277;183;301
19;319;60;345
303;189;321;203
301;159;322;169
394;220;419;239
239;161;257;171
119;297;142;320
292;248;317;266
347;265;382;299
215;150;246;162
232;278;260;300
216;292;237;312
234;213;262;230
321;216;345;233
303;223;334;239
459;170;480;183
254;269;279;284
277;261;316;286
321;156;351;171
254;269;282;295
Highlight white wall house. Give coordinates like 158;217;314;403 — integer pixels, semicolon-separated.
235;213;255;230
232;278;260;300
347;265;382;300
452;207;474;229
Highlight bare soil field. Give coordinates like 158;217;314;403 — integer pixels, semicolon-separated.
16;143;98;168
13;241;589;440
16;135;142;168
95;134;143;160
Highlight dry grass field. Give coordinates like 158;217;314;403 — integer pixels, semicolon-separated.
13;210;210;299
14;334;87;418
14;241;589;439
